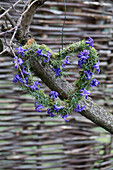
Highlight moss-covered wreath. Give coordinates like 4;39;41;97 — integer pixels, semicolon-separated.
13;37;100;121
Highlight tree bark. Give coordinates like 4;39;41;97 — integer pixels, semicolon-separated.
30;57;73;100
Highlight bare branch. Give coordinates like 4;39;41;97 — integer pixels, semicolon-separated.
16;0;48;39
0;0;22;19
8;0;22;15
79;98;113;134
0;0;48;53
0;6;16;27
0;48;8;55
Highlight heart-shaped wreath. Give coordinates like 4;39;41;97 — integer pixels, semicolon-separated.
13;37;100;121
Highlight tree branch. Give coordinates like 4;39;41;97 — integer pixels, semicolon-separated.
16;0;48;40
0;0;48;54
0;0;22;19
30;57;73;100
28;56;113;134
0;6;16;27
79;98;113;133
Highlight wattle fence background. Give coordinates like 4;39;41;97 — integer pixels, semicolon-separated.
0;0;113;169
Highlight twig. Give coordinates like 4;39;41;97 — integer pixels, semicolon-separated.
9;15;23;45
0;48;8;56
0;27;17;36
8;0;22;15
0;0;22;19
0;6;16;27
10;0;48;44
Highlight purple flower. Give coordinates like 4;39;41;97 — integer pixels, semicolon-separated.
52;68;61;76
79;88;90;99
13;73;29;85
74;104;85;112
49;91;59;100
84;70;93;80
90;79;100;87
60;113;69;122
43;51;51;63
62;56;70;68
53;105;63;113
35;102;43;112
36;49;51;62
16;46;27;56
13;56;23;69
13;74;23;83
86;37;94;48
78;59;86;68
36;49;42;56
13;72;29;87
22;67;29;75
47;108;56;117
77;50;89;60
93;60;100;74
77;50;89;69
30;81;41;90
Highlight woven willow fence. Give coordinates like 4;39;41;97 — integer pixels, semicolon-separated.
0;0;113;169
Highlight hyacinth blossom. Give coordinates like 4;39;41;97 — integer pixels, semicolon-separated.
30;81;41;90
47;105;63;116
53;104;64;113
43;51;51;63
86;37;94;48
13;74;23;83
35;102;44;112
77;50;89;60
52;68;61;76
47;108;56;117
77;50;89;69
79;88;91;99
74;103;85;112
47;108;69;122
60;113;69;122
13;74;28;85
49;91;59;100
62;56;70;68
84;70;93;80
93;60;100;74
78;59;86;69
16;46;27;56
90;79;100;87
36;49;51;63
36;49;42;55
13;56;23;69
22;67;29;75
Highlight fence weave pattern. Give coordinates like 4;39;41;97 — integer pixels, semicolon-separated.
0;0;113;169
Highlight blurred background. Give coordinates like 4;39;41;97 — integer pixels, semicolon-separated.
0;0;113;169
